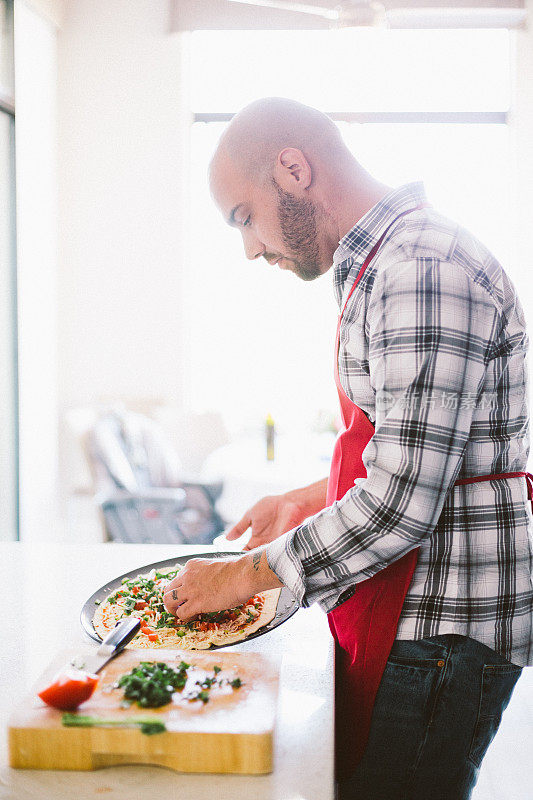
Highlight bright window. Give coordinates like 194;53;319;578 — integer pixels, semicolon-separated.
190;29;510;113
186;29;512;436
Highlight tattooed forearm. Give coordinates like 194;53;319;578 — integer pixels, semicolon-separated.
241;548;283;593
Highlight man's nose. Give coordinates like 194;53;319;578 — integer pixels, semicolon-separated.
242;230;265;261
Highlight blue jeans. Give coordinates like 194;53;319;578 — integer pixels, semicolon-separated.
339;634;522;800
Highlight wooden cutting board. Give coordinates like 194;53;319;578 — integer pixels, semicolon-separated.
8;647;279;774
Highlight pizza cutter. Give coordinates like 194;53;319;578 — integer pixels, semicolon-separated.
71;617;141;674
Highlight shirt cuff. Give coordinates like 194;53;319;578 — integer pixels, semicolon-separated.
265;531;308;607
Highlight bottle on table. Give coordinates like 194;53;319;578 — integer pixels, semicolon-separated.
265;413;275;461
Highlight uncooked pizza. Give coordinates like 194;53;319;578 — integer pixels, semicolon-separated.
92;565;281;650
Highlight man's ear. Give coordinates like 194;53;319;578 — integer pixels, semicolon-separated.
274;147;312;192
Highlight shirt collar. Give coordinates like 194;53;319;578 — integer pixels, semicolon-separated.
332;181;427;306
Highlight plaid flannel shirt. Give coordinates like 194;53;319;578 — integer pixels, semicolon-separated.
266;182;533;666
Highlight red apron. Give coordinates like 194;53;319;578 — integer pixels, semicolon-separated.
326;204;533;777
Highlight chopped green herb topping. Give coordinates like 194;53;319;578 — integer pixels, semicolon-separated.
116;661;189;708
114;659;244;708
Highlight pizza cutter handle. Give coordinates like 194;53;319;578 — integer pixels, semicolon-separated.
101;617;142;654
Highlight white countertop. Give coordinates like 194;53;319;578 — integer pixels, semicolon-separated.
0;542;334;800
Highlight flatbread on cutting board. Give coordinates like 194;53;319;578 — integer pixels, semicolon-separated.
92;564;281;650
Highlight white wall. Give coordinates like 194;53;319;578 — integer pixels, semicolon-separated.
57;0;191;499
510;2;533;308
15;0;60;541
58;0;190;413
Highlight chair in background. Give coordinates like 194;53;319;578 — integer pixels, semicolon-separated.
85;407;225;545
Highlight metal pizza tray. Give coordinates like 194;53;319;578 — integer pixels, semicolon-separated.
80;551;299;649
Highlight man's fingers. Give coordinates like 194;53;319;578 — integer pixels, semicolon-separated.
174;601;195;622
164;578;183;591
243;536;263;551
244;536;262;551
163;587;186;614
244;530;279;550
162;591;174;613
225;513;252;541
173;597;199;622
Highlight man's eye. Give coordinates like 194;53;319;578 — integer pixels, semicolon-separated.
243;216;251;227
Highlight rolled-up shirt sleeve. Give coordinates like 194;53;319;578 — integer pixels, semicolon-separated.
265;256;501;612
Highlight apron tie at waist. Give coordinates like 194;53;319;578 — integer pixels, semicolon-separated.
454;471;533;514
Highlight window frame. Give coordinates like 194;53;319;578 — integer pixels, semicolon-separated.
194;111;507;124
1;0;19;541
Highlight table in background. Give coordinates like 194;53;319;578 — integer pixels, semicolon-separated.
201;431;335;523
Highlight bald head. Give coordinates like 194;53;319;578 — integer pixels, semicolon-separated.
208;97;391;282
212;96;351;183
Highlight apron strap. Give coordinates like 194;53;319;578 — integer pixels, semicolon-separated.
340;202;431;317
454;470;533;515
334;201;431;390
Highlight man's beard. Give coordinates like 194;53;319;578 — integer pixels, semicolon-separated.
274;182;322;281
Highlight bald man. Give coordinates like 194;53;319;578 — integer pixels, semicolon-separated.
164;98;532;800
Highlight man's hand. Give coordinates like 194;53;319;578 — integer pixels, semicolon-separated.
226;477;329;550
162;550;284;622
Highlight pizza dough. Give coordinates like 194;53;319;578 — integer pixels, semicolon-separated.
92;564;282;650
